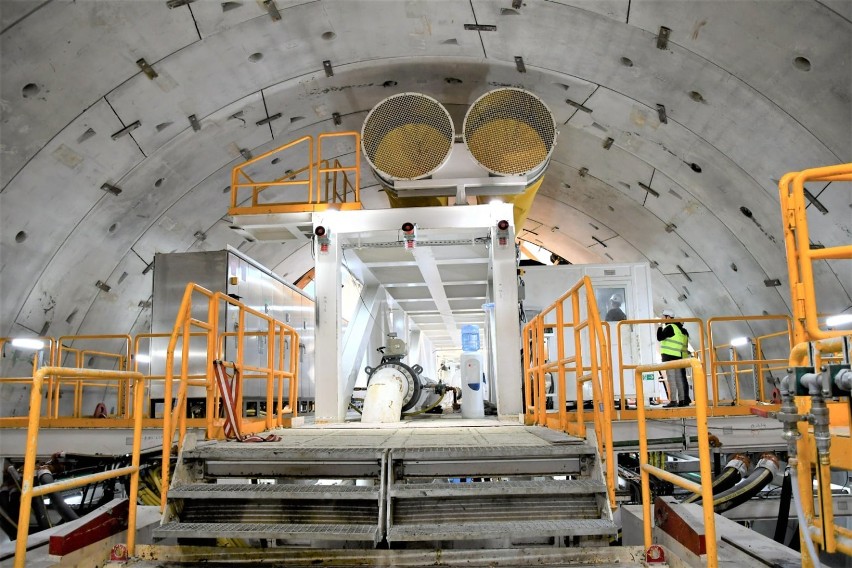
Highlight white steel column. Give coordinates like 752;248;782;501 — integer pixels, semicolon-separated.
339;284;384;418
314;221;343;423
491;214;522;418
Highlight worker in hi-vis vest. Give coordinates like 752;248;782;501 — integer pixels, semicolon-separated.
657;309;691;407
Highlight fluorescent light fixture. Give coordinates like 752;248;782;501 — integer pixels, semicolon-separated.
730;336;749;347
826;314;852;327
11;338;45;350
135;354;152;364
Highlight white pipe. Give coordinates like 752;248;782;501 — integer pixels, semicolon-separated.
361;368;405;423
790;468;822;568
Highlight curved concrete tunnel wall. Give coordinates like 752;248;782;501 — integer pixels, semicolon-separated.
1;0;850;348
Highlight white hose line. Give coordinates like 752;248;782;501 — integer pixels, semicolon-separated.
790;468;822;568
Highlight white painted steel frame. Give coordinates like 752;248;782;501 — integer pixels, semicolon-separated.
313;204;523;422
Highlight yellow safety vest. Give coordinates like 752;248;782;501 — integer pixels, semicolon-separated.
660;324;688;358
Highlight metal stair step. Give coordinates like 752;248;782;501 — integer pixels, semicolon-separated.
184;445;384;461
386;519;617;542
392;444;596;460
169;483;379;500
154;521;379;541
390;478;606;498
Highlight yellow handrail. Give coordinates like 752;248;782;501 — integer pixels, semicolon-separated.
634;358;717;567
229;131;362;215
522;276;616;509
160;283;300;510
614;318;706;412
779;164;852;343
706;315;792;404
14;366;144;568
0;336;56;416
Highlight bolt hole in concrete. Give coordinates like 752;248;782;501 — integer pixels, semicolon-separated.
445;77;463;84
15;231;27;243
154;178;164;187
383;80;398;87
271;157;280;164
740;206;753;218
222;186;230;193
690;162;702;173
248;52;263;63
22;83;40;97
221;1;241;12
108;223;118;233
689;90;704;102
793;56;811;71
322;31;336;40
620;57;634;67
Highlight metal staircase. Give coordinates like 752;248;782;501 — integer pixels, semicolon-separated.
153;425;616;549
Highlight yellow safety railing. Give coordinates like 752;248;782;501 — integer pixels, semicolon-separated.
317;132;361;204
522;276;616;509
14;366;144;568
132;332;209;421
160;283;300;509
55;334;131;418
0;337;56;418
216;330;299;423
706;315;792;404
634;358;717;567
613;318;707;417
779;163;852;344
229;131;362;215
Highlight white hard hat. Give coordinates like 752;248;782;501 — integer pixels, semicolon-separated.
662;309;675;318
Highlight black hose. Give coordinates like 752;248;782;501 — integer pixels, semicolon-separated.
774;471;793;543
711;466;774;513
8;466;50;531
681;465;741;504
0;487;17;538
37;469;79;522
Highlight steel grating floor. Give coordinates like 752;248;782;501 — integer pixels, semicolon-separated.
184;423;585;460
386;519;617;541
155;521;379;540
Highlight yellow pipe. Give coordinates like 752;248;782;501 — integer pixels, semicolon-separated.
809;526;852;556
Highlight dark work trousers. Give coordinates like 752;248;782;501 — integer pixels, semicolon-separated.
661;353;689;403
